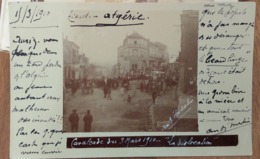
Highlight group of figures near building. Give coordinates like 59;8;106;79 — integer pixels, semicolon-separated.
64;63;180;104
65;67;181;132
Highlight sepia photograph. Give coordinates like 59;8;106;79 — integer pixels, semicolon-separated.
63;10;199;133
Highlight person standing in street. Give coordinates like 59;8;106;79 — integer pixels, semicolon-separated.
69;109;79;132
107;79;112;100
103;76;108;98
151;81;158;105
83;110;93;132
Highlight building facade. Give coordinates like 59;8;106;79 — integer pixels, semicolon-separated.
179;10;199;94
117;32;169;76
63;37;88;80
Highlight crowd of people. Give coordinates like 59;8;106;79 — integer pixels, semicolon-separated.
64;68;180;105
66;71;180;132
65;65;186;132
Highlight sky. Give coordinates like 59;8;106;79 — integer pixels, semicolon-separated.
63;10;181;67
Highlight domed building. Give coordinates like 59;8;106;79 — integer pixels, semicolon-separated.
117;32;169;76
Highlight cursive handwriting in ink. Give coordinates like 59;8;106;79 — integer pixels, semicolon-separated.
70;10;147;27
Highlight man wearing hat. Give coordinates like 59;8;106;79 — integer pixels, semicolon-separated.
69;109;79;132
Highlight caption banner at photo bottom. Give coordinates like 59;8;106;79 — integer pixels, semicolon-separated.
67;135;238;148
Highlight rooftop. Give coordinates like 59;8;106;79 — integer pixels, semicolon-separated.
127;31;145;39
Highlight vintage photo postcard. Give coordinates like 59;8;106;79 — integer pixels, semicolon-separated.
9;2;255;158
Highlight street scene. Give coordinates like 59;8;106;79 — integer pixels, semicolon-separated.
63;10;199;132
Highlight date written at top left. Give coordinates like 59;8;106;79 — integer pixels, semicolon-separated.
10;5;51;25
